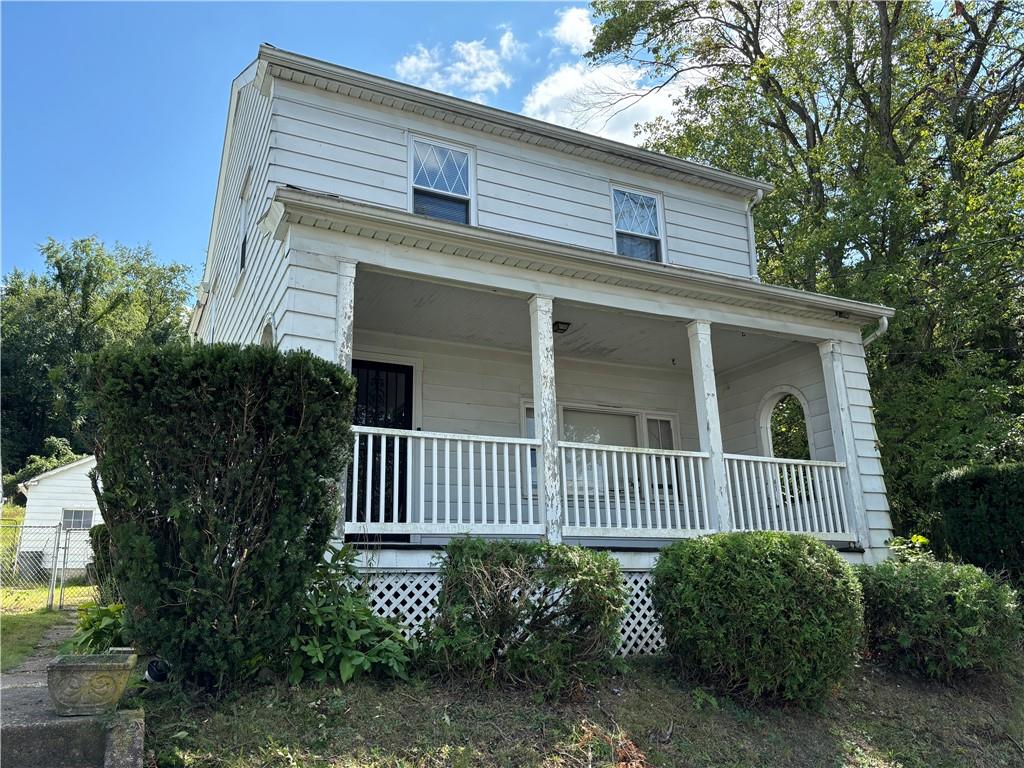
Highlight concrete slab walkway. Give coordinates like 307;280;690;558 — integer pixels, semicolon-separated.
1;612;143;768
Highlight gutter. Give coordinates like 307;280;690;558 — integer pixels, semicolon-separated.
863;316;889;346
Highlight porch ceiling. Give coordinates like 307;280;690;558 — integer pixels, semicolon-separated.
355;269;803;371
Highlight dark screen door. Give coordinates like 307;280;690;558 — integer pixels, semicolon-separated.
347;360;414;534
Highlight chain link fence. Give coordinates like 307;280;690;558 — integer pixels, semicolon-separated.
1;523;99;612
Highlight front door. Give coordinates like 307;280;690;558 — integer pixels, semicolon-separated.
347;360;414;540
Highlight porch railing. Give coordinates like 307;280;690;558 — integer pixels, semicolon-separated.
346;426;544;535
558;442;712;537
724;454;850;537
344;426;852;541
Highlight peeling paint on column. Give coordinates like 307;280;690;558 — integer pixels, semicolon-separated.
687;320;731;532
530;295;562;544
335;259;357;371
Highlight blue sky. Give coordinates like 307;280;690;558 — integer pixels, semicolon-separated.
2;2;675;282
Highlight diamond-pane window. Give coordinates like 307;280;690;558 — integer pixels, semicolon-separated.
613;189;659;237
413;140;470;198
613;188;661;261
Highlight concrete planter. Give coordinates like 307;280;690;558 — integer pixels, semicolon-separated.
47;653;137;716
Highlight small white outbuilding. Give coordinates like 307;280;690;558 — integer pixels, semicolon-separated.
17;455;102;570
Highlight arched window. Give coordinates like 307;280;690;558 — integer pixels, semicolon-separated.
758;387;812;460
259;320;274;348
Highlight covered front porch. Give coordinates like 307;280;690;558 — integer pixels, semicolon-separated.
332;267;865;551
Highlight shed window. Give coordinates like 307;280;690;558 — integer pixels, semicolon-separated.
62;509;94;530
613;188;661;262
412;139;471;224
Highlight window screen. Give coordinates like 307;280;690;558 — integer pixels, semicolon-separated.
413;189;469;224
62;509;94;530
563;409;638;447
613;188;661;261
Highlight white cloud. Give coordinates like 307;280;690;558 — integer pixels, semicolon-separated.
550;7;594;56
395;44;445;92
498;27;526;60
522;62;681;145
394;29;525;103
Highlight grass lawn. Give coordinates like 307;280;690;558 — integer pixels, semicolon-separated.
137;656;1024;768
0;608;69;671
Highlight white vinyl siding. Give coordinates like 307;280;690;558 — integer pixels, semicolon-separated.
265;80;754;278
19;457;101;570
717;345;834;461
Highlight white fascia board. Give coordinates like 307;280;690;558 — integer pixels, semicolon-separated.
269;187;894;335
17;455;97;496
256;44;773;200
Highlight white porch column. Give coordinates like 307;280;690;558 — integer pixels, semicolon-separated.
818;340;871;555
334;258;357;538
687;320;731;532
529;295;562;544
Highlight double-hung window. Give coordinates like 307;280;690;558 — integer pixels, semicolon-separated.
411;138;472;225
612;187;662;262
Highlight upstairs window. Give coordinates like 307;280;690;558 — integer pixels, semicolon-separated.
613;188;661;262
412;139;471;225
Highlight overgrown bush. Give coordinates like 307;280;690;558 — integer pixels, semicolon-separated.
420;538;626;695
87;525;120;605
858;553;1022;681
70;602;127;653
86;343;355;693
934;463;1024;584
651;532;863;707
2;436;85;501
289;546;413;684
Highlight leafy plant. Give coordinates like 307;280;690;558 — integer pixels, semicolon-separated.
858;553;1022;681
420;538;626;696
887;534;933;563
86;342;355;693
289;546;413;685
651;532;864;708
70;601;127;653
934;463;1024;584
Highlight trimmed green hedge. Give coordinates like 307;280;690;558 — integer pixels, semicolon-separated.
420;538;626;696
651;532;863;707
934;463;1024;584
86;343;355;693
858;555;1021;681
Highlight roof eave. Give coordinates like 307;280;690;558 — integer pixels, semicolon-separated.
256;44;773;199
264;187;894;329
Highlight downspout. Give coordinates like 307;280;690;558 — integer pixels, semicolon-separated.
745;189;764;282
863;316;889;347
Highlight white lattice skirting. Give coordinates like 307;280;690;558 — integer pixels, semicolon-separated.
359;569;665;656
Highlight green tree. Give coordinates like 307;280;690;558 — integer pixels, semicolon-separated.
590;0;1024;534
1;237;192;474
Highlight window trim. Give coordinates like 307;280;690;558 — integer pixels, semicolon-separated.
521;399;679;450
408;133;476;226
610;183;666;263
756;386;815;458
61;508;94;530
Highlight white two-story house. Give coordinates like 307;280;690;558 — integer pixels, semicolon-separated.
191;46;894;651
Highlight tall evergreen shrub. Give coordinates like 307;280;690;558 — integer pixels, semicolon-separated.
86;343;355;692
934;463;1024;583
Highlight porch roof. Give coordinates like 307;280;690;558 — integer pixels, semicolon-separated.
261;186;895;331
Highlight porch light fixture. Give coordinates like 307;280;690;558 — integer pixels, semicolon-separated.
552;321;571;334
